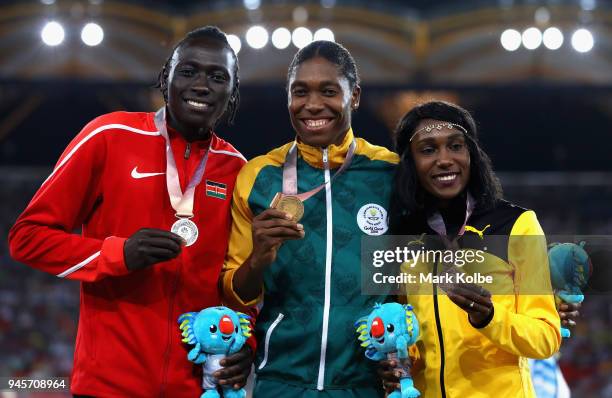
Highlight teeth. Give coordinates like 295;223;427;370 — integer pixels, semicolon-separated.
187;100;208;108
436;174;457;182
304;119;329;128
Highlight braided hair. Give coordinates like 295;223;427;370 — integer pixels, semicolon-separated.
287;40;360;90
155;26;240;125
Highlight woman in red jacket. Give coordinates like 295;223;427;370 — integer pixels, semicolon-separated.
9;26;252;397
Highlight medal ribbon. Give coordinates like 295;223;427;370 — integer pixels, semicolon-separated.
427;193;476;287
154;107;210;218
281;138;356;201
426;192;476;248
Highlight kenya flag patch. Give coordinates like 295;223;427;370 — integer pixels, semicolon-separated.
206;180;227;200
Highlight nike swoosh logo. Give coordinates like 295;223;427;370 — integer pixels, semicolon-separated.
131;167;165;179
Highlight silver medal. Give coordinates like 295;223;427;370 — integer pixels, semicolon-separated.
171;218;199;247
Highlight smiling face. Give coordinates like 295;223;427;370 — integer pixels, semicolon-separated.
195;308;241;354
288;56;360;147
368;308;404;354
166;37;235;139
410;119;471;205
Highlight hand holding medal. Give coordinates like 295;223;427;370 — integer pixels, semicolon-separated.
247;139;356;271
270;193;304;222
426;193;494;325
124;228;185;271
445;283;494;326
248;208;305;271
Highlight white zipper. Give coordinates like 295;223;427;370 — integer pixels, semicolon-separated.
317;147;333;390
258;313;284;370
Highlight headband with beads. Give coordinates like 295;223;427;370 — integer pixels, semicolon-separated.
409;122;468;142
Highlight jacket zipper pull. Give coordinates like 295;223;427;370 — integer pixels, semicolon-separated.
184;143;191;159
322;148;330;183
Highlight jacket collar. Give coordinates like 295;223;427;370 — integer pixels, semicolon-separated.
295;128;355;169
167;124;213;151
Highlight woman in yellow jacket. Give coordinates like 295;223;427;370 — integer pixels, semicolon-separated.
384;101;561;397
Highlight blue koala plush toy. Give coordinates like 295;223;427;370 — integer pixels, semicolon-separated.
355;302;420;398
178;306;251;398
548;242;591;338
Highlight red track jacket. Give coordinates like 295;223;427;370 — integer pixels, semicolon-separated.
9;111;246;397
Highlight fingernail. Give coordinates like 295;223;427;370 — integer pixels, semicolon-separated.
285;213;292;220
297;224;304;230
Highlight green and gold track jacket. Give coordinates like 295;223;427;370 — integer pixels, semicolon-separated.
221;129;398;392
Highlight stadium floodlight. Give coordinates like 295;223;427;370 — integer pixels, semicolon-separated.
542;27;563;50
580;0;596;11
500;29;521;51
534;7;551;25
313;28;334;42
41;21;65;46
571;28;594;53
246;25;268;49
271;28;291;49
226;34;241;54
292;27;313;49
522;27;542;50
81;22;104;46
321;0;336;8
243;0;260;10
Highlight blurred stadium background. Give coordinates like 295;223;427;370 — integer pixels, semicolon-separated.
1;0;611;397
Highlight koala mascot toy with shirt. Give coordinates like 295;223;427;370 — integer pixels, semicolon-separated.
178;306;251;398
355;302;420;398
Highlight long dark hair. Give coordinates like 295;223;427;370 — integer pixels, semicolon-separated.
389;101;502;233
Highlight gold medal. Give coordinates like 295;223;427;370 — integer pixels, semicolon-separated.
270;193;304;222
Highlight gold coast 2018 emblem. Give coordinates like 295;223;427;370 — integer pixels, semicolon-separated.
357;203;388;236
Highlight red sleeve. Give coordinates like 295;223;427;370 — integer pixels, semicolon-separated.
8;114;131;282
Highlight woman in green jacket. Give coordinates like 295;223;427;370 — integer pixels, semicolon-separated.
220;40;398;397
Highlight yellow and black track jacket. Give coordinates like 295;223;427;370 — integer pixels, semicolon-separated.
402;201;561;398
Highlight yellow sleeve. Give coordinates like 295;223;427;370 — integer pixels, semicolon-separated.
220;164;263;311
476;210;561;359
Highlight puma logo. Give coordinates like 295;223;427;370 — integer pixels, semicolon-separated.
465;224;490;239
